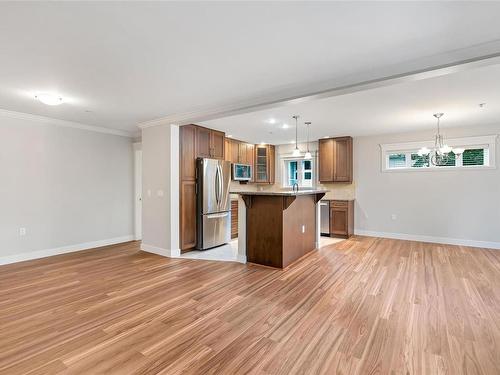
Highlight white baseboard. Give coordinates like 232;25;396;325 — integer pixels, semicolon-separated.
354;229;500;250
0;235;135;266
140;243;180;258
237;254;247;264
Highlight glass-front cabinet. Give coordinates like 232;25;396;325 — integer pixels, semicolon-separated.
254;144;275;184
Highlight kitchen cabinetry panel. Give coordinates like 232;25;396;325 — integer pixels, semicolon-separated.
180;125;196;181
319;138;334;182
196;126;211;158
318;136;353;183
180;181;197;249
210;130;225;159
254;144;275;184
231;200;238;239
329;200;354;238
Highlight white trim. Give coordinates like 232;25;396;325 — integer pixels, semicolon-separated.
0;235;135;266
137;53;500;128
236;254;247;264
354;229;500;250
380;134;498;172
134;145;142;241
0;108;134;138
140;243;180;257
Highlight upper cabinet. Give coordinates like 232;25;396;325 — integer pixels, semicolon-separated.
318;136;353;183
254;144;275;184
196;126;225;160
224;139;256;182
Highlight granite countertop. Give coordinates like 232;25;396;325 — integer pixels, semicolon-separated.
230;189;328;196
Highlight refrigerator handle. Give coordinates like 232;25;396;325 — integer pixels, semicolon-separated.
219;164;223;209
215;165;220;206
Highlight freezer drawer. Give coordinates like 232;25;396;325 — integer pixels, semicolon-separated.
197;211;231;250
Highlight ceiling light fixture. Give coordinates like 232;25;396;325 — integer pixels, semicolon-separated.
292;115;301;157
281;123;289;129
268;118;276;124
35;93;64;106
304;122;312;159
227;134;233;138
417;113;464;166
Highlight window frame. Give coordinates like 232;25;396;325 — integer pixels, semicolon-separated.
380;135;497;172
282;157;315;187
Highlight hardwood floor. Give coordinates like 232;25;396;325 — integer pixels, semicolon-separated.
1;237;499;374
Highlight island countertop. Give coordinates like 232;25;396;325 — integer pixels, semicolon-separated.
230;189;328;196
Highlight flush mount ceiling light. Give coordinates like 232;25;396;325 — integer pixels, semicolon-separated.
417;113;464;166
35;93;64;106
292;115;301;157
304;122;312;159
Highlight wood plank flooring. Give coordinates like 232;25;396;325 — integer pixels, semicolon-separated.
1;236;499;374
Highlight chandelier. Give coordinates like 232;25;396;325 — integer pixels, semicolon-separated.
417;113;464;166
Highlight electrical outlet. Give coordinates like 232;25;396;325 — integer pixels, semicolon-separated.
391;214;397;220
19;227;26;236
301;225;305;233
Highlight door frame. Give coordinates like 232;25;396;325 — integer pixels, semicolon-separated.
133;143;142;241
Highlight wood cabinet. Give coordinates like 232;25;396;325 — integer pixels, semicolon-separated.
230;200;238;239
254;144;275;184
196;126;225;160
318;136;353;183
224;138;256;182
329;200;354;238
180;124;225;251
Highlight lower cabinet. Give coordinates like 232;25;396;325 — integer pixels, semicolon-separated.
180;181;197;249
230;200;238;239
329;200;354;238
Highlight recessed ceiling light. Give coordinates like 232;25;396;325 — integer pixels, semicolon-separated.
281;123;289;129
267;118;276;124
260;142;266;145
227;134;233;138
35;93;64;106
323;136;330;138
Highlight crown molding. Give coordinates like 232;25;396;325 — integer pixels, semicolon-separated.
138;52;500;130
0;109;134;138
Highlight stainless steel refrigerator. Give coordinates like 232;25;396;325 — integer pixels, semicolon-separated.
196;158;232;250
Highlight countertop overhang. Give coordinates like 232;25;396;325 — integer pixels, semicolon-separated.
230;189;328;196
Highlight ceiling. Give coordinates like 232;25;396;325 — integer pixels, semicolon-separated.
1;2;500;135
201;62;500;144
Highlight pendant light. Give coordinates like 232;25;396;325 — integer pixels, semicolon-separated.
292;115;301;157
304;121;312;159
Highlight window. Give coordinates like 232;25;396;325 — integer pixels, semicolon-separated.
380;135;497;172
283;159;314;187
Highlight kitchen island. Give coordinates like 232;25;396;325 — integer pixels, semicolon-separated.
233;190;327;268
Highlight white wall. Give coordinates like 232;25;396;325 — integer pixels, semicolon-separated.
354;124;500;248
140;124;179;256
0;115;135;264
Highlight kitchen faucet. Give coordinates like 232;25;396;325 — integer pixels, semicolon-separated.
292;182;299;193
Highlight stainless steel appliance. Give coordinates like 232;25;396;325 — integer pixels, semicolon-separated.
196;158;232;250
320;201;330;236
232;163;252;181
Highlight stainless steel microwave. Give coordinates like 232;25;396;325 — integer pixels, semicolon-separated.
232;163;252;181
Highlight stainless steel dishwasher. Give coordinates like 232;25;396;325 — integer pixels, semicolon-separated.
320;201;330;236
